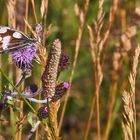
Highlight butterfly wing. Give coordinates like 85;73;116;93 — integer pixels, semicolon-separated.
0;26;36;53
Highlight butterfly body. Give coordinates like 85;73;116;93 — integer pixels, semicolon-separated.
0;26;37;53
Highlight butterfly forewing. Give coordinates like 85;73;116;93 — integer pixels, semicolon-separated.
0;26;36;53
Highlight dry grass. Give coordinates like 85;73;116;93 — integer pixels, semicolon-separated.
7;0;16;28
122;44;140;140
31;0;38;23
40;39;62;140
58;0;90;134
85;1;118;140
7;0;17;139
40;0;48;46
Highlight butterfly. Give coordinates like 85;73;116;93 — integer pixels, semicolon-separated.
0;26;37;53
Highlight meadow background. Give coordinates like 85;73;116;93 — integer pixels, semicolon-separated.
0;0;140;140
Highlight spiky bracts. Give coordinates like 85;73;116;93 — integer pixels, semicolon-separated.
51;82;69;102
58;52;71;74
37;105;48;119
42;39;61;98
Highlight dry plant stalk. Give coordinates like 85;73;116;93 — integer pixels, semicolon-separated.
6;0;17;139
121;8;139;140
11;0;27;139
18;1;29;139
49;101;60;137
104;5;139;140
85;0;118;140
40;0;48;46
7;0;16;28
16;0;25;31
103;80;118;140
58;0;89;134
103;48;121;140
31;0;38;23
122;44;140;140
40;0;48;18
41;39;62;140
45;123;53;139
15;0;28;139
42;40;61;98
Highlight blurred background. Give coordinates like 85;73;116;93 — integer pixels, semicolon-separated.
0;0;140;140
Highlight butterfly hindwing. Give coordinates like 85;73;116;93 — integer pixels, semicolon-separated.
0;26;36;53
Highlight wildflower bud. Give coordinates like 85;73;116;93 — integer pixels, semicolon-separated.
58;52;71;75
11;45;37;69
37;105;48;119
51;82;70;102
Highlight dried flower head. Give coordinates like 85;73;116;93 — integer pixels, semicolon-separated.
37;105;48;119
58;52;71;74
42;39;61;98
11;45;37;69
51;82;69;102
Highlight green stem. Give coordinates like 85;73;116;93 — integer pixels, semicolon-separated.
0;68;36;113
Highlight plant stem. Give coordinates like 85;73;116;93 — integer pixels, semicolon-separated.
0;68;36;113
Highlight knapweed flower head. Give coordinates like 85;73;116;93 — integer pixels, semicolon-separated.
11;45;37;69
37;105;48;119
58;52;71;74
51;82;70;102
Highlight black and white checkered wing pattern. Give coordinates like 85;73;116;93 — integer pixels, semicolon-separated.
0;26;36;53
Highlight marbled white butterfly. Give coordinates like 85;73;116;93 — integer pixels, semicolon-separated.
0;26;37;53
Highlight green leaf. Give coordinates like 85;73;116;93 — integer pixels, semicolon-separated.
27;112;37;127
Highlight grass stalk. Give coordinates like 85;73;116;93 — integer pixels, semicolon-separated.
17;1;29;139
84;94;95;140
122;44;140;140
58;0;90;134
85;1;118;139
7;0;17;138
18;101;24;140
25;0;29;33
31;0;38;23
103;81;118;140
40;0;48;46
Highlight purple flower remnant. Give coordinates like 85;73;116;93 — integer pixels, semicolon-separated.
37;105;48;119
58;52;71;74
11;45;37;69
51;82;70;102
